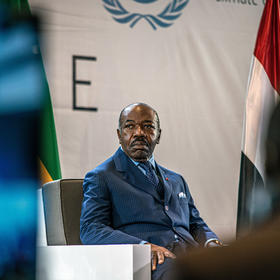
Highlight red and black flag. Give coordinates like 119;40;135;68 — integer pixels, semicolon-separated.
237;0;280;236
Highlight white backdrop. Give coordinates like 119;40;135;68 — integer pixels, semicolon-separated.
30;0;264;241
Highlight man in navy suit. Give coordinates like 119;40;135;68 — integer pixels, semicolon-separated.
80;103;221;279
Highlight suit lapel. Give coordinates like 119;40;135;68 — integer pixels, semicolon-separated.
113;148;162;202
157;164;172;203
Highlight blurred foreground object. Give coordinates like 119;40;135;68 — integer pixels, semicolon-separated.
175;216;280;280
4;0;61;186
0;5;43;279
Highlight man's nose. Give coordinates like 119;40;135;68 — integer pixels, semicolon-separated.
134;125;145;136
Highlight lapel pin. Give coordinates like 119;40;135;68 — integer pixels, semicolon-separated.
165;177;168;181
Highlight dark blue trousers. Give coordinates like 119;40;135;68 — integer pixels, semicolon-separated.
151;240;194;280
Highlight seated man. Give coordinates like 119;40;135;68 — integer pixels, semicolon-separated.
80;103;221;280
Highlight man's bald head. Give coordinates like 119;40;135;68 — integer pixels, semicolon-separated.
118;103;160;132
117;103;161;162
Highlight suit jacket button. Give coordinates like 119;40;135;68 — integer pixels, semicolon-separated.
165;205;169;211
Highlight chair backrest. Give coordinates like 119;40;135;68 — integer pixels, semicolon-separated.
42;179;83;245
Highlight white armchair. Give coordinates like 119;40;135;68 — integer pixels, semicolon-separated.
36;179;150;280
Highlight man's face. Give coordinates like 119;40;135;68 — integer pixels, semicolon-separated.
117;105;161;162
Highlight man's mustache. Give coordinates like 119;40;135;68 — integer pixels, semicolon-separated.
131;137;149;147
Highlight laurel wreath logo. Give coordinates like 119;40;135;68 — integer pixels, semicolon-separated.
102;0;189;30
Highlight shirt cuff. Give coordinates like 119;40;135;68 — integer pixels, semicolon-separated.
139;240;149;245
204;238;221;247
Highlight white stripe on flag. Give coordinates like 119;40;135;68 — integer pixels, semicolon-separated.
242;56;279;180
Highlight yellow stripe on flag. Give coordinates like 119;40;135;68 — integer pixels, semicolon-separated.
39;159;53;184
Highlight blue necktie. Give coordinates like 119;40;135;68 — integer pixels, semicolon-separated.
139;161;164;199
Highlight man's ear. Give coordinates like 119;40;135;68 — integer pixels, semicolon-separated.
156;129;161;144
117;129;121;144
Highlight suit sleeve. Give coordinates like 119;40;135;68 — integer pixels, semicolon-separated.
181;176;220;245
80;170;143;245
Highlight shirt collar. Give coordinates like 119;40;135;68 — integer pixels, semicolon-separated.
120;146;156;169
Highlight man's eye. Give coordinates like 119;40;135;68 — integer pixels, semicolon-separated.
125;124;134;129
144;124;155;129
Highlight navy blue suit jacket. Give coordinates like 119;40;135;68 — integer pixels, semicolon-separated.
80;148;218;247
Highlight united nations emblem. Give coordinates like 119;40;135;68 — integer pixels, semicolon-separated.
102;0;190;30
